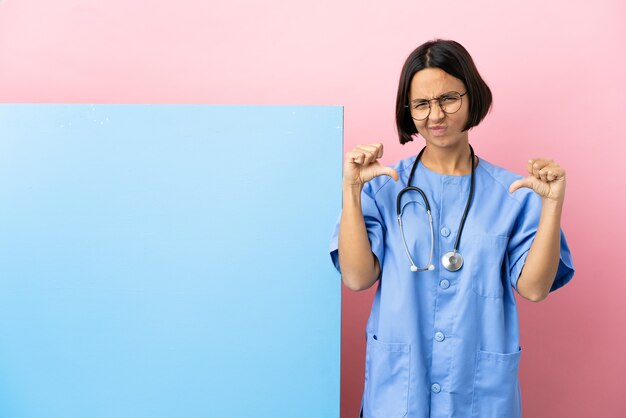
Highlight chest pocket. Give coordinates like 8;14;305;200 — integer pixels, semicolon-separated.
469;235;509;298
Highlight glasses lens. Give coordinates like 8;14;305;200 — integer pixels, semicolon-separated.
440;93;462;114
410;102;430;120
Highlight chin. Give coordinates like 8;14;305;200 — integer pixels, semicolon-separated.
427;134;465;147
427;137;453;147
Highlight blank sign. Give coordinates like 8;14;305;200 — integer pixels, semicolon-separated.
0;105;342;418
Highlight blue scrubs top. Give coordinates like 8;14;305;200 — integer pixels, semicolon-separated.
329;155;575;418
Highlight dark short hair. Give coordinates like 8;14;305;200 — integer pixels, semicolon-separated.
395;39;493;145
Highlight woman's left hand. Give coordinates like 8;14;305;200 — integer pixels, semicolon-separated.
508;158;566;203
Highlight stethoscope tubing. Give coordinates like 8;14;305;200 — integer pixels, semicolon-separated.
396;144;476;272
397;200;435;271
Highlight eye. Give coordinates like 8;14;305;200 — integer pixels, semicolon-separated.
441;96;458;103
413;102;429;110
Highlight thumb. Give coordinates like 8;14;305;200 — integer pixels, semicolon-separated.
509;178;532;194
382;167;399;181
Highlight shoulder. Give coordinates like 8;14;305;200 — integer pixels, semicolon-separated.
476;158;535;206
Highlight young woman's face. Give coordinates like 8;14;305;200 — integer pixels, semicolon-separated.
409;68;470;149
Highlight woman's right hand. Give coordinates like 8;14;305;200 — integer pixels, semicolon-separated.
343;143;399;188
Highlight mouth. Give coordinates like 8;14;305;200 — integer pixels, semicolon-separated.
429;126;447;135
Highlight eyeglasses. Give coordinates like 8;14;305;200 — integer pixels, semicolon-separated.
405;91;467;121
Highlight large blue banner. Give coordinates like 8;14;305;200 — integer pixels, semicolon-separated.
0;105;342;418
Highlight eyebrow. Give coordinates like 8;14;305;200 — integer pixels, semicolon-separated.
411;91;458;103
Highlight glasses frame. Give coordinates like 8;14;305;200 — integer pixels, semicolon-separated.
405;91;468;121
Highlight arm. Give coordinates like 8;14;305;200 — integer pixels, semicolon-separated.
338;184;381;291
338;143;398;291
509;158;567;302
515;199;563;302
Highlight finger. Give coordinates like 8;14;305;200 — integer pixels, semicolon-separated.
528;159;544;175
549;164;564;179
347;149;380;166
362;150;377;165
509;178;532;194
345;150;367;165
533;158;553;165
538;167;549;182
528;160;542;178
532;161;544;179
381;167;399;181
529;158;552;178
353;146;375;164
355;144;379;154
532;163;539;179
374;143;384;159
355;144;383;164
360;143;384;159
549;168;565;181
542;163;564;182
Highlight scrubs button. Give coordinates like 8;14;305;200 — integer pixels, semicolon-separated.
431;383;441;393
435;332;445;342
440;279;450;289
440;227;450;237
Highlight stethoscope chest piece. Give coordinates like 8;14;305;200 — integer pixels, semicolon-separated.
442;251;463;272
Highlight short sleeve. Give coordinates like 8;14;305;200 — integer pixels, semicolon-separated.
507;189;575;292
329;181;386;277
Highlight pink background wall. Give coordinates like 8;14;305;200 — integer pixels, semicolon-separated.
1;1;625;416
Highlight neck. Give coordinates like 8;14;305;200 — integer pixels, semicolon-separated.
421;141;476;176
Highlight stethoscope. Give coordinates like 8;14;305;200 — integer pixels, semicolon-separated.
396;145;476;272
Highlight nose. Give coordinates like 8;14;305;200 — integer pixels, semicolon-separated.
429;100;445;122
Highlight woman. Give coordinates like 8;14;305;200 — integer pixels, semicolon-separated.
329;39;575;418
